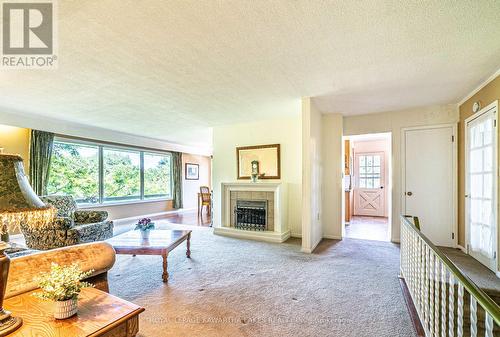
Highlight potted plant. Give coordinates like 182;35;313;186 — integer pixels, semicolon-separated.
33;263;94;319
135;218;155;239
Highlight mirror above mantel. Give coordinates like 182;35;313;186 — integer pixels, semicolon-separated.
236;144;280;180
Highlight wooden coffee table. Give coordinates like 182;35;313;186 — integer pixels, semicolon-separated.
107;230;192;282
5;287;144;336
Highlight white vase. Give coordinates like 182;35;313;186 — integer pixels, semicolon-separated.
54;298;78;319
141;230;150;239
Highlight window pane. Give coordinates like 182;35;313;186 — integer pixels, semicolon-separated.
47;142;99;204
366;178;374;188
103;148;140;203
359;178;366;188
360;156;366;166
373;155;381;166
144;153;172;199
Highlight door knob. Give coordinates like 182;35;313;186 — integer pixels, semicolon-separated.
406;191;413;196
380;186;384;189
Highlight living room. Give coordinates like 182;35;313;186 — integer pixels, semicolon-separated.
1;1;500;337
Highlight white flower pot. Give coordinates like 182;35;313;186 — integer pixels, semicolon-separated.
54;298;78;319
141;230;151;239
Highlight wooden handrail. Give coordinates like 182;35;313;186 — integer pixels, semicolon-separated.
401;215;500;326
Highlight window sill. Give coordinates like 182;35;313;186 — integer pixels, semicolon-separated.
80;198;173;209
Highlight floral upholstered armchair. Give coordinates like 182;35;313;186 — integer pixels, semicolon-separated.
20;195;114;250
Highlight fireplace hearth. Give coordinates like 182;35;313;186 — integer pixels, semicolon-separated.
234;200;267;231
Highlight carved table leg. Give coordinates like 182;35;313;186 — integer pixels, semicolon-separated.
186;233;191;258
162;252;169;283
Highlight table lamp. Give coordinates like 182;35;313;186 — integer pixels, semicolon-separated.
0;154;56;335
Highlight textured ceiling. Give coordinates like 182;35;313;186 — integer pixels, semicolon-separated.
0;1;499;148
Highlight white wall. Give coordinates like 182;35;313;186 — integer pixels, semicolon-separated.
342;104;459;242
322;114;343;239
301;98;323;252
182;153;211;209
212;116;302;235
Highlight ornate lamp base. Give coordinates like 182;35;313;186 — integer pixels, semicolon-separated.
0;241;23;336
0;309;22;336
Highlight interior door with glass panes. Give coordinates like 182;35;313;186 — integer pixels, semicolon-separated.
354;152;385;216
466;105;497;271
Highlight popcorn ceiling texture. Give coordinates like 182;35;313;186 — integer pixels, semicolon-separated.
109;222;415;337
0;1;499;147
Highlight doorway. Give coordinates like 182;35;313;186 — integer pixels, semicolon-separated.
465;101;498;272
343;133;391;241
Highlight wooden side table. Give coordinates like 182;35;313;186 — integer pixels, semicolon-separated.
4;288;144;336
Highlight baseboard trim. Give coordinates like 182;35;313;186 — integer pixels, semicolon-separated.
322;235;342;240
213;227;291;243
290;233;302;238
301;237;322;254
399;277;425;337
113;208;196;226
456;244;467;253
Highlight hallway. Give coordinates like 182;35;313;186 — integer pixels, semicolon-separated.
345;216;389;241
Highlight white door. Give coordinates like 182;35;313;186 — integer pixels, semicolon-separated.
404;126;455;247
466;103;497;272
354;152;385;216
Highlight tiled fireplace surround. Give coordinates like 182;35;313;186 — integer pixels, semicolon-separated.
214;182;290;243
230;191;275;231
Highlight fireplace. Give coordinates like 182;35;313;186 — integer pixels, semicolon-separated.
234;200;267;231
215;182;290;243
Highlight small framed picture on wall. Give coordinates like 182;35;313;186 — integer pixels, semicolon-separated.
185;163;199;180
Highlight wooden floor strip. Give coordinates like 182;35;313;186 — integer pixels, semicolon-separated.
399;277;425;337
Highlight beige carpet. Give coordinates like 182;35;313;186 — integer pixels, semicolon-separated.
108;223;415;337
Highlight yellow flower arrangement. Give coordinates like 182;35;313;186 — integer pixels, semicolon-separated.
32;263;94;301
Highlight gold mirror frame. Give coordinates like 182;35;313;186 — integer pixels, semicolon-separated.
236;144;281;180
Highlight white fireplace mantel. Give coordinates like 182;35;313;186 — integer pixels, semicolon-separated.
213;182;290;243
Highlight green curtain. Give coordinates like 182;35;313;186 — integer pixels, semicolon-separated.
29;130;55;196
172;151;183;209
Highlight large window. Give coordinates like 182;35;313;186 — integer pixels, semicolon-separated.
48;138;173;205
144;153;171;199
47;142;99;204
103;148;141;203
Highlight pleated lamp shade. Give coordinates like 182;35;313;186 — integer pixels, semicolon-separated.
0;154;55;233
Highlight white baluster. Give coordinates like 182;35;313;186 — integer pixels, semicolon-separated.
449;274;455;337
434;257;440;337
457;283;463;337
470;297;477;337
485;312;493;337
424;245;429;331
422;241;427;318
415;238;422;312
429;252;435;335
441;263;446;337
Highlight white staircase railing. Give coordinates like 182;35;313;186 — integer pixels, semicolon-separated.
400;215;500;337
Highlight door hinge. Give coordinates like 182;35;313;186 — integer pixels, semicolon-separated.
451;232;455;240
451;135;455;142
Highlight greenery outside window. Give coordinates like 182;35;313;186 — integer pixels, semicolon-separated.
103;148;141;203
47;142;99;204
47;138;173;206
144;153;171;199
